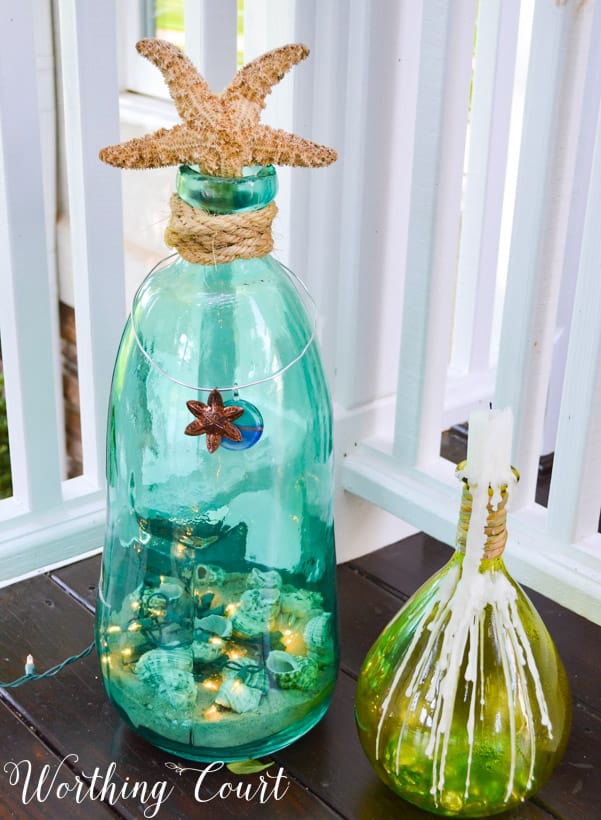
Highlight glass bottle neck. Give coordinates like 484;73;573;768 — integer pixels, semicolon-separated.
176;164;278;214
455;482;509;562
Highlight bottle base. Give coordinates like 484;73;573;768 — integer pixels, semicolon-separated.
110;690;334;762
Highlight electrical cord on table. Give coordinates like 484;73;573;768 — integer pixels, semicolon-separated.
0;642;96;688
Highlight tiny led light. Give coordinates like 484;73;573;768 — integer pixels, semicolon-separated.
127;622;142;632
121;647;132;657
107;625;122;634
204;705;220;720
209;637;223;646
202;679;219;691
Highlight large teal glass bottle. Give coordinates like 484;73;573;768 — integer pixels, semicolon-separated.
96;165;338;761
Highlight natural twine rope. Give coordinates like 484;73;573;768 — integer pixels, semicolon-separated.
456;484;509;560
164;194;278;264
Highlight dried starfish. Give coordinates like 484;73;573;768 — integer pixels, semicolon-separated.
185;389;244;453
99;39;337;177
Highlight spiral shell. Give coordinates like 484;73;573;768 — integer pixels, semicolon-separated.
135;648;197;710
266;650;319;690
304;613;333;654
304;614;335;668
135;647;193;684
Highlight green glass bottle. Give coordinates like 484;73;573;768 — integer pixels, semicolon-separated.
95;165;338;761
355;463;571;817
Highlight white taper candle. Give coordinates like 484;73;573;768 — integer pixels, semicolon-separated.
466;407;514;487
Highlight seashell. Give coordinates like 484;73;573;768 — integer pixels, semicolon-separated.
156;668;197;710
240;587;280;615
232;588;280;638
246;568;283;590
266;650;319;691
192;639;225;663
231;609;269;639
215;677;263;713
196;564;225;586
304;612;333;653
224;658;269;693
280;589;323;620
196;614;232;639
135;647;193;684
304;613;335;668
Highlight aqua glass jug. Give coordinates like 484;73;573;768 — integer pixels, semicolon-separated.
96;165;338;762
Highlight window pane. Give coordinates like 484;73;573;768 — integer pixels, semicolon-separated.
154;0;185;48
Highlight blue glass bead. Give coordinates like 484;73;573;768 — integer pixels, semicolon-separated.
221;398;264;450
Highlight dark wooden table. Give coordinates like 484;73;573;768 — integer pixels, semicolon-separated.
0;533;598;819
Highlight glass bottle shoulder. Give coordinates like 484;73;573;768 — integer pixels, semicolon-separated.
127;253;316;392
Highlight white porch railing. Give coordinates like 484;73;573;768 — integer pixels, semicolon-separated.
1;1;601;627
343;0;601;625
0;1;124;583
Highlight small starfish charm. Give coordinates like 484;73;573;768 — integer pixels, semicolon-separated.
185;389;244;453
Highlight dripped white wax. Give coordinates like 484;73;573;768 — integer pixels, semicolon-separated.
374;406;552;806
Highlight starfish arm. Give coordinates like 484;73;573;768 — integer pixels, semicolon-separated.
187;400;208;417
185;420;207;436
206;433;222;453
221;422;243;442
250;125;337;168
222;44;309;114
100;124;220;169
207;389;225;409
99;122;237;171
223;405;244;422
136;39;215;124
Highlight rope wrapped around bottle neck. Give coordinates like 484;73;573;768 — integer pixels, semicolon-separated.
164;193;278;264
455;483;509;560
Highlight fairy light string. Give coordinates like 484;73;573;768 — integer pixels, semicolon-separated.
0;642;96;689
